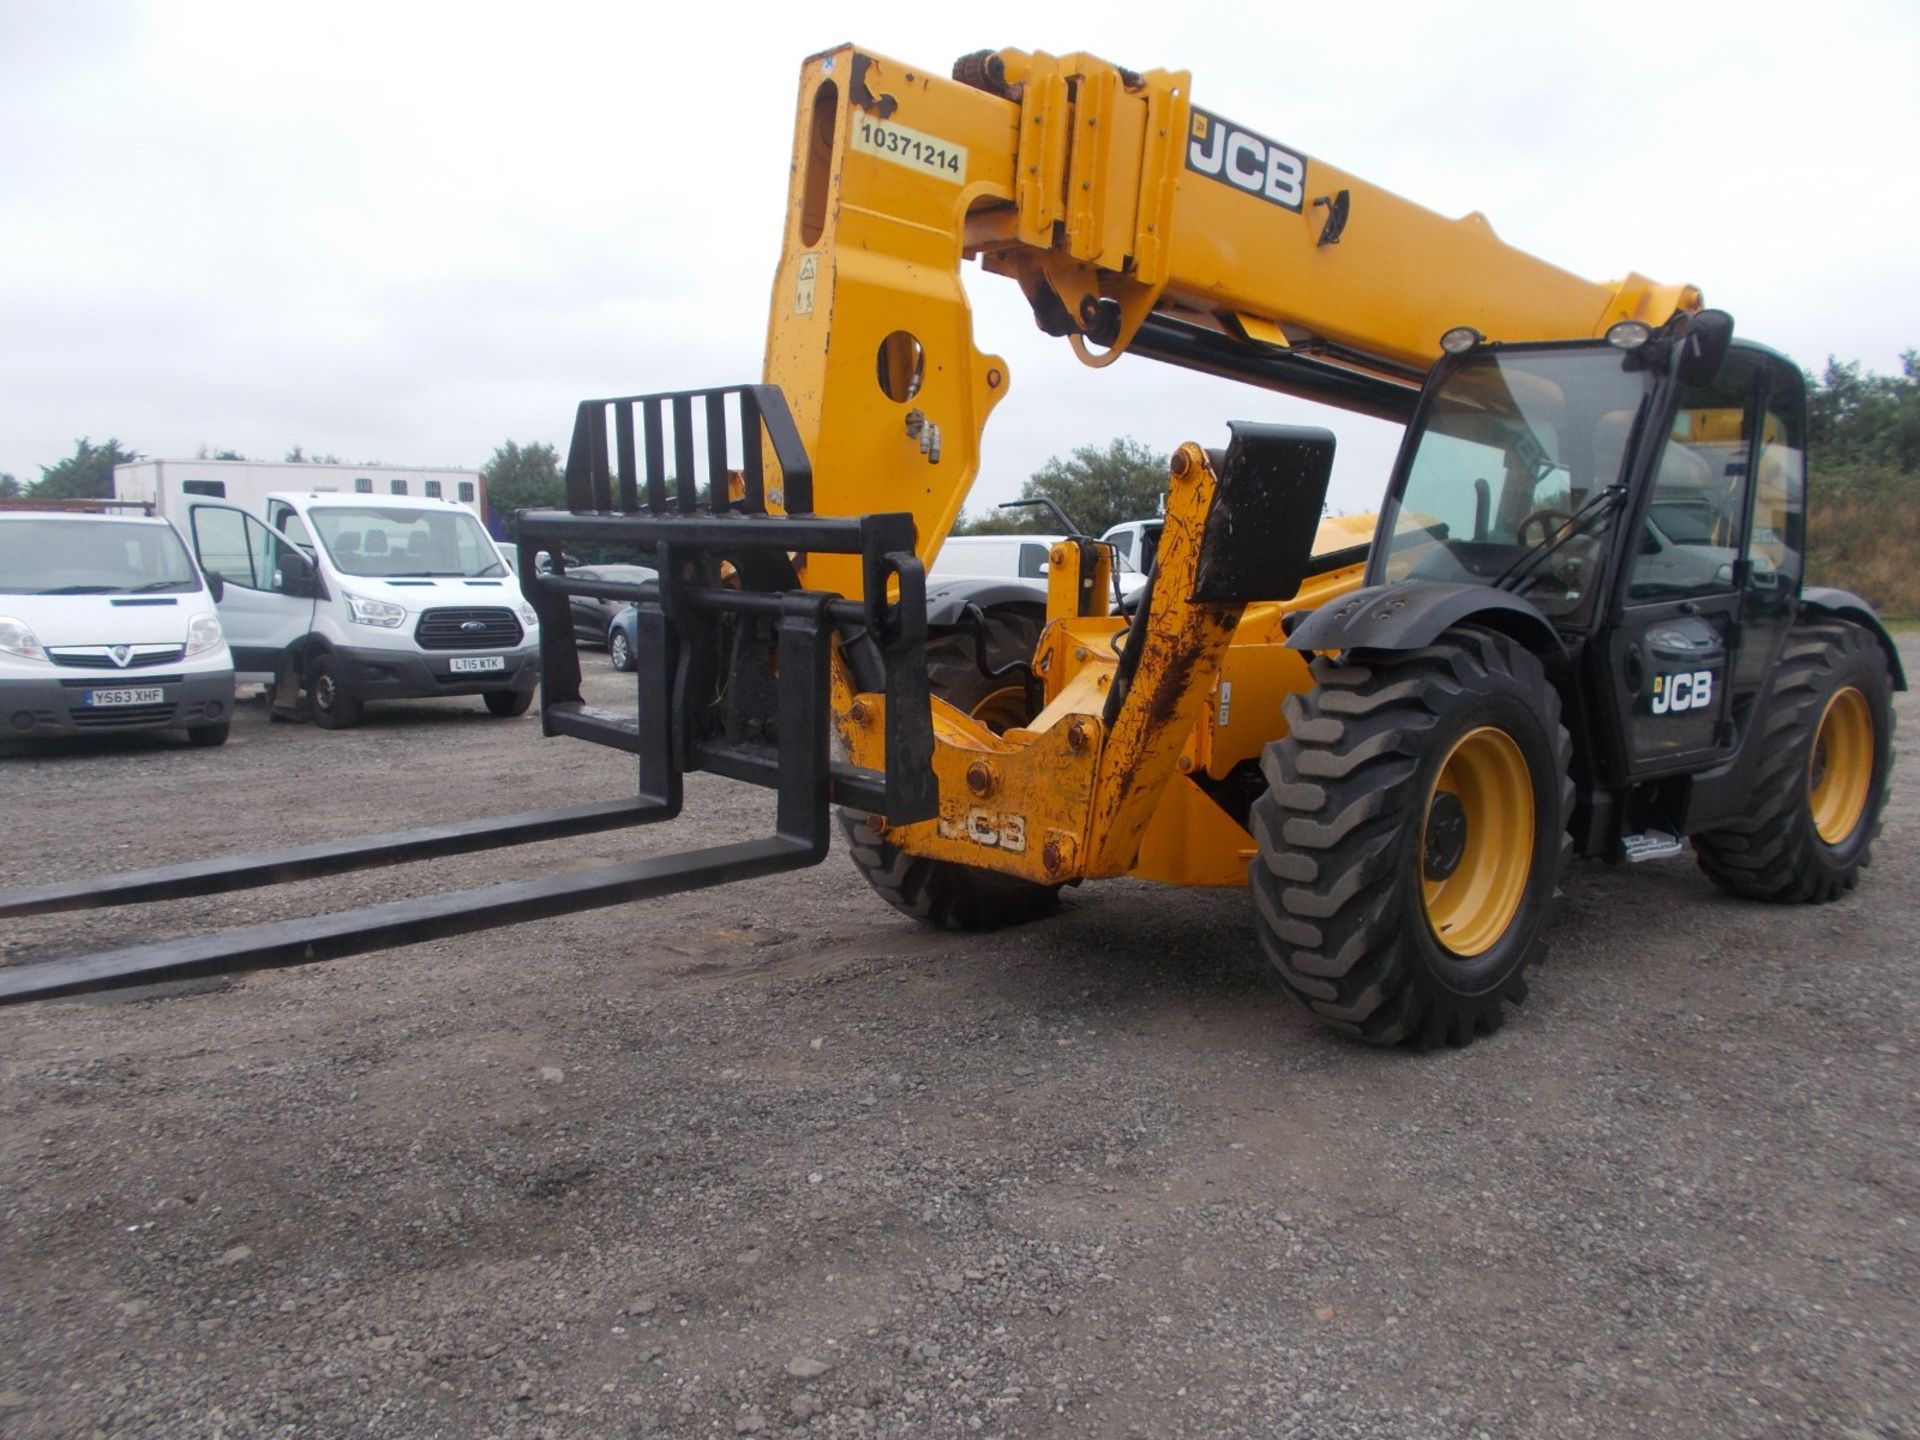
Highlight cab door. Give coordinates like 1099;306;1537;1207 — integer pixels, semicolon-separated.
1601;350;1767;777
187;503;315;678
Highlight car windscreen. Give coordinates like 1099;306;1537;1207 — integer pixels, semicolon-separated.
309;507;508;578
0;519;199;595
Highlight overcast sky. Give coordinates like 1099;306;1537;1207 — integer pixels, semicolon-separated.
4;0;1916;517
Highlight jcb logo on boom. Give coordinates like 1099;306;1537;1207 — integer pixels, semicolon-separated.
1651;670;1715;715
1186;107;1306;212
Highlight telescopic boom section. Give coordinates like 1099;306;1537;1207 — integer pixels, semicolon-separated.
767;44;1700;599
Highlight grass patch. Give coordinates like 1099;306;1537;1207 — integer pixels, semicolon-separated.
1806;488;1920;618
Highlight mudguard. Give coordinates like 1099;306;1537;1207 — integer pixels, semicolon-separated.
1285;582;1564;658
1801;586;1908;690
924;576;1047;628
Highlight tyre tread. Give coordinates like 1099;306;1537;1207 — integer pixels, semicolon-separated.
1249;628;1573;1048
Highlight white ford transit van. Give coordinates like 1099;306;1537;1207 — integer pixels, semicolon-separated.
182;492;539;728
0;512;235;745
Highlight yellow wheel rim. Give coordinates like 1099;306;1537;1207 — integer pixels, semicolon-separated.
1810;686;1874;845
1421;727;1536;958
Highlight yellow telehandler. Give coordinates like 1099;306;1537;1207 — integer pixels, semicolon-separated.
2;44;1901;1047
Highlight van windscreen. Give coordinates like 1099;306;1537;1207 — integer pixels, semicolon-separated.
0;520;198;595
309;506;507;578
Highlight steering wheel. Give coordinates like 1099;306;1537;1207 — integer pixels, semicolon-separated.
1516;509;1576;548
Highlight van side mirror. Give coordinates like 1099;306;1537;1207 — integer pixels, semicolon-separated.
276;548;316;598
205;572;226;603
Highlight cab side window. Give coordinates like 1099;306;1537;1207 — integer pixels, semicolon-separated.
1747;406;1805;596
278;510;317;555
191;508;294;591
192;508;256;586
1627;357;1757;601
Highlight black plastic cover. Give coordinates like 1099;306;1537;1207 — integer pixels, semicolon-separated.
1191;422;1337;604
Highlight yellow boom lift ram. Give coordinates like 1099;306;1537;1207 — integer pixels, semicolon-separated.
2;45;1902;1046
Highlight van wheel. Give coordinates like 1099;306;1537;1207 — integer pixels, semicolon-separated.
484;689;534;718
307;655;363;730
186;722;230;747
1249;627;1573;1047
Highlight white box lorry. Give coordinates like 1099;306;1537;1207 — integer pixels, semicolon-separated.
114;459;488;526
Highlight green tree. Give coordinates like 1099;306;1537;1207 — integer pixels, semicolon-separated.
955;437;1169;536
34;437;138;500
0;473;21;500
484;439;565;537
1808;351;1920;474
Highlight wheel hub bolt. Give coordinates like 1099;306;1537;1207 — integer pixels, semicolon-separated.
1424;791;1469;881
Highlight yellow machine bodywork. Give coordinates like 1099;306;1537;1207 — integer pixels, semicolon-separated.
771;45;1698;890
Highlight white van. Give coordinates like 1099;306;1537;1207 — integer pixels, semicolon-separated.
0;512;235;745
932;533;1148;607
180;492;539;728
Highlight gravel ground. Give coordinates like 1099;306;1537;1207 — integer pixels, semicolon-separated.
1;643;1916;1440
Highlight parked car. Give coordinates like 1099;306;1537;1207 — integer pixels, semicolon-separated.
0;511;235;745
566;564;657;652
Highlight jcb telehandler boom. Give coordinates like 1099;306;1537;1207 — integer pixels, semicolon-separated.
2;44;1901;1049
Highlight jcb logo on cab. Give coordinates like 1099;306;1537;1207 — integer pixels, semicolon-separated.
1651;670;1715;715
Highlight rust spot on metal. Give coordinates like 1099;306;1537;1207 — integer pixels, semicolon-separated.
1067;718;1092;753
1042;831;1077;877
966;760;995;798
1170;449;1191;479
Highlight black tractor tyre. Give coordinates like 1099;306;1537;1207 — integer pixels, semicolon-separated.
1694;620;1895;903
924;607;1044;732
484;689;535;718
607;625;636;672
838;810;1063;931
840;605;1060;931
1249;626;1574;1048
307;653;363;730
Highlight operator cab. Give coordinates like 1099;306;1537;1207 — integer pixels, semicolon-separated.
1370;320;1808;783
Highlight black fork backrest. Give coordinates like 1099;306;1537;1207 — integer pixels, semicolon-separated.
564;385;814;519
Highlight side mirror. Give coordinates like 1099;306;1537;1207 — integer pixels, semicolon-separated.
204;572;226;603
277;549;316;598
1677;309;1735;387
